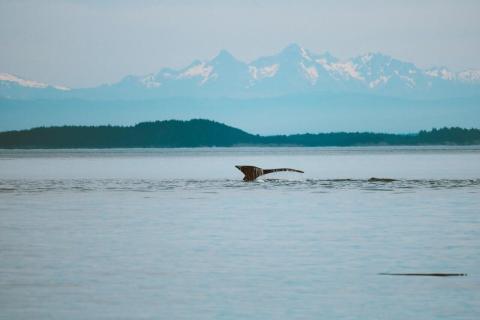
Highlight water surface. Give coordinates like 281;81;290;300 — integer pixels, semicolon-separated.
1;147;479;319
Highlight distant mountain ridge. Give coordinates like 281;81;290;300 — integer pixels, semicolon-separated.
2;44;480;100
2;44;479;134
1;119;479;148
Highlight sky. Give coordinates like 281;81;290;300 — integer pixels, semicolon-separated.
1;0;479;88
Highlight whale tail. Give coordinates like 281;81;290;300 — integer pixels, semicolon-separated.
235;165;304;181
263;168;304;175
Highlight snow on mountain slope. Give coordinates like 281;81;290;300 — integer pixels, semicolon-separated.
139;74;161;88
426;67;456;80
458;69;480;83
0;73;70;90
178;62;215;84
426;67;480;83
248;64;279;80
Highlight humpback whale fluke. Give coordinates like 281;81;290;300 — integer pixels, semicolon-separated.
235;165;304;181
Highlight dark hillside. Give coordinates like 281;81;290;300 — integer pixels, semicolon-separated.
0;119;479;148
0;119;258;148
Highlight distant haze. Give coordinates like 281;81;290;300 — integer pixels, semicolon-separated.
1;0;480;88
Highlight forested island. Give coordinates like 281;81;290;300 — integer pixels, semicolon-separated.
0;119;479;148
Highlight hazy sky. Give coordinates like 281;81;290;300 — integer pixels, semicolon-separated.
1;0;479;88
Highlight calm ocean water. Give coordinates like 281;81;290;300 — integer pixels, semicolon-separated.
1;147;480;319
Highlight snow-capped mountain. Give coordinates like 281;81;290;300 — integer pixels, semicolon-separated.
0;73;70;90
1;44;479;100
101;43;480;99
0;73;70;99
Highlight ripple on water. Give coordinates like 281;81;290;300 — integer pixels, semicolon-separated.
0;178;479;194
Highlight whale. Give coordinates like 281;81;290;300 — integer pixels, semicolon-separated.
235;165;304;181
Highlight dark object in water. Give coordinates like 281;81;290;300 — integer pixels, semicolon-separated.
235;165;304;181
379;273;467;277
368;177;397;182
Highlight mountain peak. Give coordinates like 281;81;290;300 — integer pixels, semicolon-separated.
211;49;238;64
278;43;315;62
284;43;301;50
281;43;303;55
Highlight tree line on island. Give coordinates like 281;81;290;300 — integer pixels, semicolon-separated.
0;119;479;148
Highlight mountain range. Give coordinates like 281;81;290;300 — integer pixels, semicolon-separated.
1;44;479;134
2;43;480;100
